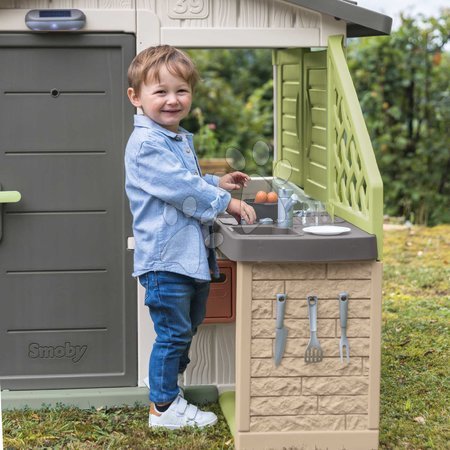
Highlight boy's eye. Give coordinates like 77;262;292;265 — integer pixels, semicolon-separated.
154;90;166;95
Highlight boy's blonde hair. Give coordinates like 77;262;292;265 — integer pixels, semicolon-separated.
128;45;199;95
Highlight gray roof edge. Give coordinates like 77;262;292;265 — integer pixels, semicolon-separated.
286;0;393;37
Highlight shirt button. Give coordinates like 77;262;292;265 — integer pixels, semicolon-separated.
175;135;182;141
186;148;191;153
193;170;198;175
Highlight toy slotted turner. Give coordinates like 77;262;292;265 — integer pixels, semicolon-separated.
305;296;323;363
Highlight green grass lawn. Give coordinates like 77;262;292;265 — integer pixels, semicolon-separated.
379;225;449;449
2;225;449;449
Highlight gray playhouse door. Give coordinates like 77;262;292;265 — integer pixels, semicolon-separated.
0;34;136;389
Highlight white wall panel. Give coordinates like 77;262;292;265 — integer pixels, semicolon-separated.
186;323;236;388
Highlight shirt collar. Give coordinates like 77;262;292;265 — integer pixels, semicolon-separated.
133;114;192;139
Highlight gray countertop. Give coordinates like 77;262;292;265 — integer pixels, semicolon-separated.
214;215;378;262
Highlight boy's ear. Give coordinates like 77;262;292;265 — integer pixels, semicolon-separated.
127;88;141;107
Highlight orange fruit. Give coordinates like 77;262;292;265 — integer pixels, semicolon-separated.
267;191;278;203
254;191;268;203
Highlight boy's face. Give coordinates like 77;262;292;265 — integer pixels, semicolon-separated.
127;66;192;133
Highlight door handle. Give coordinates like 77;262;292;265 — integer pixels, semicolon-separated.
0;191;21;203
0;188;21;242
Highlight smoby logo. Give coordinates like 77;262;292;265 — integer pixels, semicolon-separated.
28;342;88;363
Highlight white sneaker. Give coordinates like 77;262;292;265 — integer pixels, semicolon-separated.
149;395;217;429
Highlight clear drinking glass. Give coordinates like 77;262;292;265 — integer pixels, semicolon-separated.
313;201;321;226
318;202;333;225
328;202;335;224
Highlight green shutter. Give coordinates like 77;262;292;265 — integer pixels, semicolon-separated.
273;48;328;200
303;50;327;202
273;49;304;186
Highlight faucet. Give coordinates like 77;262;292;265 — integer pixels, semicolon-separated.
277;188;299;228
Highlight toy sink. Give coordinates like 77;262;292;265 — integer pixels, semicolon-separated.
229;225;299;236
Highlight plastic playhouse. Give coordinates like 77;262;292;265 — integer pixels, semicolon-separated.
0;2;391;449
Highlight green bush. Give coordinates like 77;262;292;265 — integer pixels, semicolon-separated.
348;12;450;225
184;49;274;175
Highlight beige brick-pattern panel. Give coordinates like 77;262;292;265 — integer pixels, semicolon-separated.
253;263;326;280
251;395;317;415
250;414;346;432
286;279;371;299
249;261;374;432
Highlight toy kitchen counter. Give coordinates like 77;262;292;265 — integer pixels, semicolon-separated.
214;214;382;450
215;215;378;262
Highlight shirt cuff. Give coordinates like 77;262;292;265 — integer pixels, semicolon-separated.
203;174;220;187
202;189;231;223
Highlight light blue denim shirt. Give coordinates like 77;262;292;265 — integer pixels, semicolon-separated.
125;115;231;280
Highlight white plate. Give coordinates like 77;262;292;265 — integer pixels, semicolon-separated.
303;225;351;236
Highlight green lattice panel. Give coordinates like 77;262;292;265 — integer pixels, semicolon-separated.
327;35;383;258
333;92;370;216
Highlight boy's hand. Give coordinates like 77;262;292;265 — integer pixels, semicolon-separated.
219;172;250;191
226;198;257;224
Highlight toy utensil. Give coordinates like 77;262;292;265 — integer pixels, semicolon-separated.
338;292;350;363
305;295;323;363
274;293;288;366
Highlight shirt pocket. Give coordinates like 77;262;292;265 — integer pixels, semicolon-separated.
174;141;200;174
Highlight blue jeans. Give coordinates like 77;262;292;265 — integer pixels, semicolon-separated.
139;271;210;404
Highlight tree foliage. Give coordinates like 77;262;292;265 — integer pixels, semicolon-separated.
348;12;450;225
183;12;449;224
184;49;273;175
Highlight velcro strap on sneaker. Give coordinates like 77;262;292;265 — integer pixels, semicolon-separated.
176;397;188;415
186;404;198;421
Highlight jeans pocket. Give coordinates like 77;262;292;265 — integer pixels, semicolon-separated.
138;273;148;290
139;272;156;307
